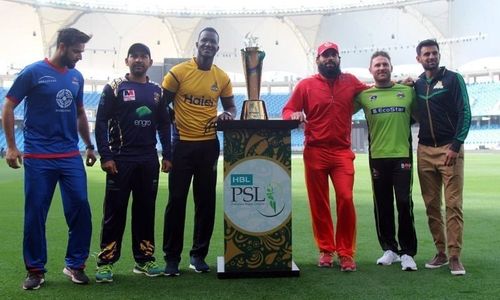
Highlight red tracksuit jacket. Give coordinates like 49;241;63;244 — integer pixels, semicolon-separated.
282;73;367;149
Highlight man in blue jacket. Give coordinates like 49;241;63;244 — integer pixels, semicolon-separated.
2;28;96;290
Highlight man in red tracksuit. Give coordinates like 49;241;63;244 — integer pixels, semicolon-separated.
282;42;367;271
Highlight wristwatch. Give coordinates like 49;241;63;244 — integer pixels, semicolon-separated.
86;144;95;150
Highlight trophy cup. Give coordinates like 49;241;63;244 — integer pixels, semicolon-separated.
240;45;268;120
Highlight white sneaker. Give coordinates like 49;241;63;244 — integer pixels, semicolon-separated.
401;254;418;271
376;250;401;265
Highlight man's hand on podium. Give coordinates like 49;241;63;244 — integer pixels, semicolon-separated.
290;112;306;123
218;111;235;121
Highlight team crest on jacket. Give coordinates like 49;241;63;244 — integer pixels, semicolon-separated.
397;92;405;98
56;89;73;108
211;82;219;92
123;89;136;101
369;95;378;101
434;81;444;89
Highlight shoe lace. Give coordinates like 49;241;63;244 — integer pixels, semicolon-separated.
142;261;160;271
27;272;43;280
97;265;112;274
340;256;353;265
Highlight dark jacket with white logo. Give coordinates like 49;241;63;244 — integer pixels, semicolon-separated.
414;66;471;152
95;75;171;162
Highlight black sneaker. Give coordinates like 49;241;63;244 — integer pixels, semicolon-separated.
165;261;180;277
63;267;90;284
22;272;45;290
189;256;210;273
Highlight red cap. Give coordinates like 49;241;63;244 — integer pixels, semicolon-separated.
317;42;339;57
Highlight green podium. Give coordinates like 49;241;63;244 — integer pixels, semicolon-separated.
217;120;300;278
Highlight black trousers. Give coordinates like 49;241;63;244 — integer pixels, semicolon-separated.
369;157;417;256
163;139;220;263
97;159;160;265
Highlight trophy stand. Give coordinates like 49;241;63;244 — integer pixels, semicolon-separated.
217;45;300;279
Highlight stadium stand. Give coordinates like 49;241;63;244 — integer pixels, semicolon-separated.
2;82;500;152
468;82;500;116
464;128;500;150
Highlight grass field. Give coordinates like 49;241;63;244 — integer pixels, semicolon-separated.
0;152;499;299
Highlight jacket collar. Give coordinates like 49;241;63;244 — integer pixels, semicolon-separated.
418;66;447;82
314;72;341;82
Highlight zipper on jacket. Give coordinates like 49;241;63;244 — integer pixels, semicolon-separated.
328;81;335;103
425;83;437;147
446;113;456;131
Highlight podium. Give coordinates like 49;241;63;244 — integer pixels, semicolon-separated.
216;120;300;278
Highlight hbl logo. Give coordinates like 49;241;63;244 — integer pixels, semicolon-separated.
230;174;265;203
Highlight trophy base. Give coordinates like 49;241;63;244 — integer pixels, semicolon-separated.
240;100;268;120
217;256;300;279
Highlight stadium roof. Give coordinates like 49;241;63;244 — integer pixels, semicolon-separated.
0;0;499;82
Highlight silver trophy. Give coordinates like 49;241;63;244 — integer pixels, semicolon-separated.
240;34;268;120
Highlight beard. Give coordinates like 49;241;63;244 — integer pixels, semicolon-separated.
318;63;341;79
61;53;76;69
423;64;439;72
421;59;439;72
130;65;147;77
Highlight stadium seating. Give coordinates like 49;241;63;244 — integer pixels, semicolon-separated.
464;128;500;150
468;82;500;116
2;82;500;152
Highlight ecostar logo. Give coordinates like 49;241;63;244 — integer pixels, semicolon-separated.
224;159;291;233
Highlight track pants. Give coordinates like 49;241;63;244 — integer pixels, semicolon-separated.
23;156;91;273
97;159;160;265
303;146;357;258
163;139;219;263
417;144;464;257
369;157;417;256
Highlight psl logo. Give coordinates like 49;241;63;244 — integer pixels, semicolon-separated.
224;159;291;233
230;174;285;218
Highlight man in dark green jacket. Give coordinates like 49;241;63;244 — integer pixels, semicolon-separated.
414;39;471;276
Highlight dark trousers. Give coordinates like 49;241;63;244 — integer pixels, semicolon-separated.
369;157;417;256
163;139;219;263
98;159;160;265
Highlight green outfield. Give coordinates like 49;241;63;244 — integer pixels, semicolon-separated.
0;152;499;299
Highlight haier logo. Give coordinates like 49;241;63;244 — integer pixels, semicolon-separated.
183;94;214;107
